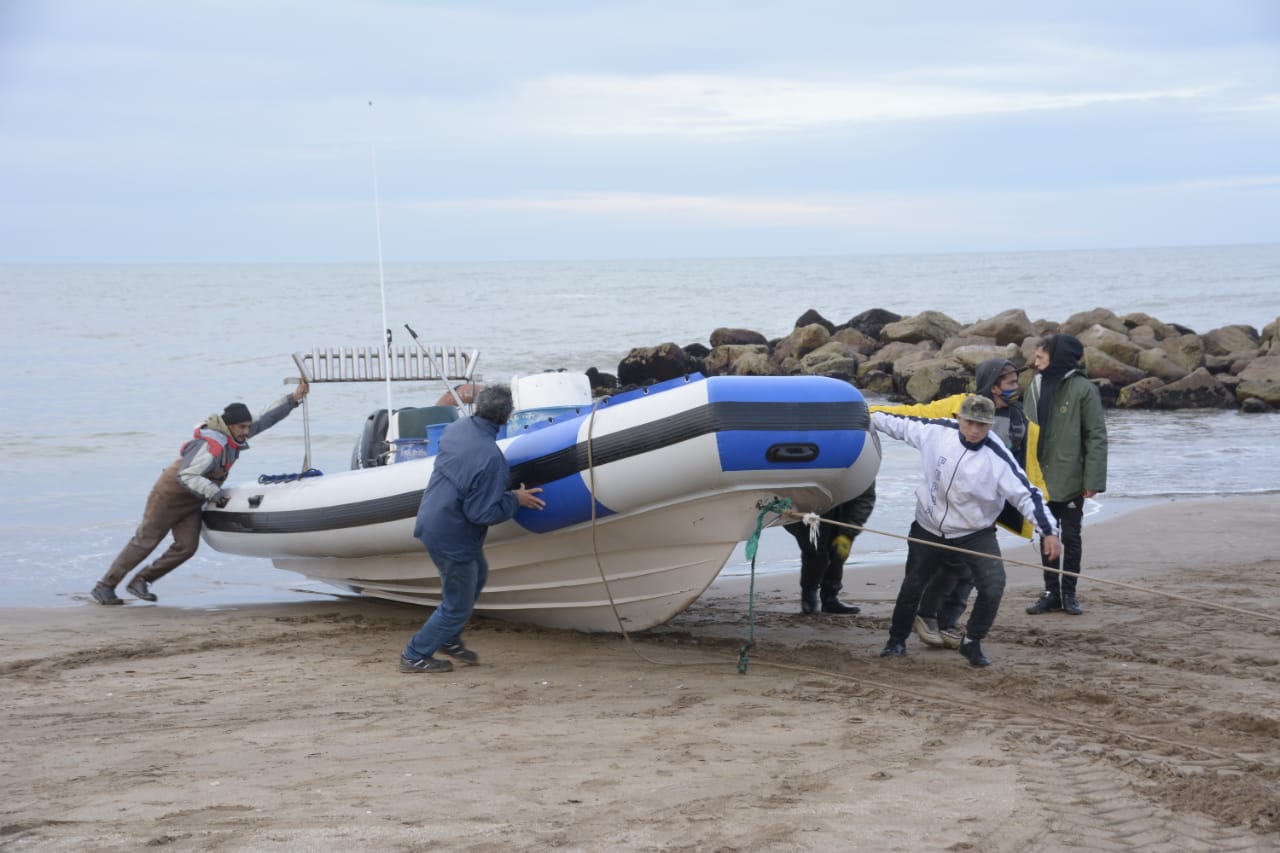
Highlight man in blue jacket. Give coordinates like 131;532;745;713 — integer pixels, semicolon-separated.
400;385;546;673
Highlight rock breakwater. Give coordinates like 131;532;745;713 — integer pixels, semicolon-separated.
600;307;1280;412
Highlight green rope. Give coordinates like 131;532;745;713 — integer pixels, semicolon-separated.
737;497;793;674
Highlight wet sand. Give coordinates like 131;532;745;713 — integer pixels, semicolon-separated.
2;495;1277;851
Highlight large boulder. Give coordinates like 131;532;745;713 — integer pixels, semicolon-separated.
1094;378;1119;409
1077;324;1143;365
1135;348;1190;382
858;369;895;395
1150;368;1237;410
1031;319;1060;337
1128;325;1159;349
845;308;902;340
1117;377;1163;408
880;310;962;346
1158;333;1206;374
1122;312;1180;340
709;327;768;347
961;309;1036;346
861;341;937;376
1236;355;1280;407
1061;308;1127;337
794;309;837;334
799;342;862;381
1204;351;1261;375
947;343;1022;372
585;366;618;392
1202;324;1260;357
1083;347;1145;389
703;344;768;376
617;342;692;386
900;357;970;403
940;335;997;355
1261;317;1279;354
831;326;879;355
771;323;831;371
728;350;784;377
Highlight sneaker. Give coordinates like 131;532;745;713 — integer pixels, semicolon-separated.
820;597;861;615
1061;595;1084;616
1025;591;1062;615
91;583;123;606
126;578;158;602
912;615;944;647
879;640;907;658
398;655;453;674
958;636;991;668
939;627;963;650
439;642;479;665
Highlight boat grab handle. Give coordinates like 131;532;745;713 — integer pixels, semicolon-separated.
766;443;819;463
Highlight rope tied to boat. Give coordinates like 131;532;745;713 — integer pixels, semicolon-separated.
738;497;794;674
781;510;1280;624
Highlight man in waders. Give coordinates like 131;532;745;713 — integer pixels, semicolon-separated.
91;380;309;605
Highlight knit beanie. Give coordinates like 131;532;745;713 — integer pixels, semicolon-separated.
222;403;253;425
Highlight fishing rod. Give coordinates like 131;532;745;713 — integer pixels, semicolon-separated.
404;323;470;410
369;101;394;419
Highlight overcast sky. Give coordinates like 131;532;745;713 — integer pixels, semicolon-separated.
2;1;1277;263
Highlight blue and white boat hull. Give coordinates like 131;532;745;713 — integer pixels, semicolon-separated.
202;374;880;631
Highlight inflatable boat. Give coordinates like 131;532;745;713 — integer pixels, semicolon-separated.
202;346;880;631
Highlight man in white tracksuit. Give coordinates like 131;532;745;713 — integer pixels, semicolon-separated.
873;395;1061;666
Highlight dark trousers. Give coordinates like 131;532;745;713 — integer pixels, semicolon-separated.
918;558;974;630
889;522;1006;643
1039;499;1084;596
784;523;847;598
101;487;205;587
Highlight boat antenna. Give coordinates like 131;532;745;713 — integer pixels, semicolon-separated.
370;101;394;418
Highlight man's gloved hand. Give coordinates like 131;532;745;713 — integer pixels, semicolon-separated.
214;493;230;509
832;534;852;561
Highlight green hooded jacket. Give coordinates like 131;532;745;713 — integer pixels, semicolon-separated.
1023;366;1108;503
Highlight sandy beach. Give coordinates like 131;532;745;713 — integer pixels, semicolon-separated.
2;495;1277;852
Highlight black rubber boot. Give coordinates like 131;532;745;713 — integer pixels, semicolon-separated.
800;587;819;614
91;582;123;605
1025;591;1061;614
958;636;991;667
126;578;158;602
820;596;861;614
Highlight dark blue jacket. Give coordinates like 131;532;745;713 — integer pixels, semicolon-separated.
413;416;519;561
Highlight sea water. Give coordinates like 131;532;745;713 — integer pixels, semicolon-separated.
2;244;1278;608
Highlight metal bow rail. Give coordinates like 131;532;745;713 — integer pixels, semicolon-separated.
285;344;481;471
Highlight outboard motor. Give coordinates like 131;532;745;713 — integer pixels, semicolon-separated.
350;408;390;469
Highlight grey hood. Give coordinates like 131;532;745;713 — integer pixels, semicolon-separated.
975;358;1017;398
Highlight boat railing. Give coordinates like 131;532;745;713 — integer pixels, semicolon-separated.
284;344;480;474
291;345;479;384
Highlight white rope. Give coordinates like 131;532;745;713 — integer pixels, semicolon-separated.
785;510;1280;624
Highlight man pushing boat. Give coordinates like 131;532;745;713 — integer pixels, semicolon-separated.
91;380;309;605
399;384;546;673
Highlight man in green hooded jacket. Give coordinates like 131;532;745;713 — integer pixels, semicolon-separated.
1023;334;1108;615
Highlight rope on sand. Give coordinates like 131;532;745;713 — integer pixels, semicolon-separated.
736;498;793;674
583;400;743;668
784;510;1280;624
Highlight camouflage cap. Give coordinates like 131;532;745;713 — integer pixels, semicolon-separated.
957;394;996;424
